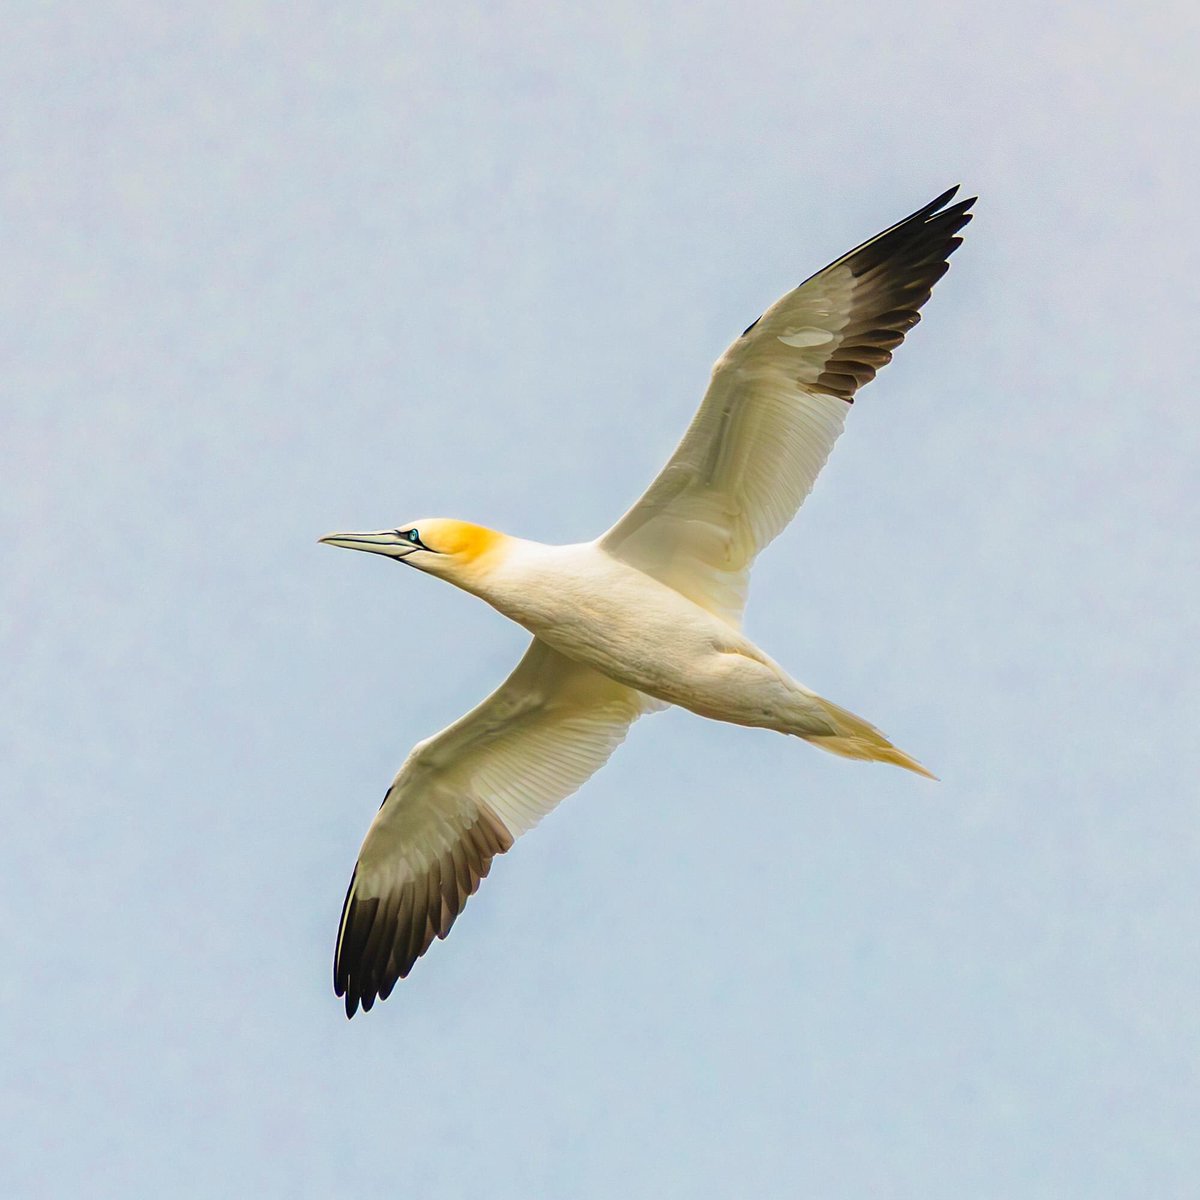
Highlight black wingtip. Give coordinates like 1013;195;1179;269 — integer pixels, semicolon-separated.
927;184;960;210
918;185;974;228
332;805;515;1018
918;187;977;233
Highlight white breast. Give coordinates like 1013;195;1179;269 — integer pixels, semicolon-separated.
478;540;743;699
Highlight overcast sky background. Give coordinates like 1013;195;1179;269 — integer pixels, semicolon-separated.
3;3;1198;1197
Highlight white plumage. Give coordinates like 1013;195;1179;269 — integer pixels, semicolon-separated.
321;186;974;1016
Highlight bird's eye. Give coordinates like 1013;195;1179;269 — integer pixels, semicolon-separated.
407;529;421;545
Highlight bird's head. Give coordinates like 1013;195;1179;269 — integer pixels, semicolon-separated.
319;518;505;589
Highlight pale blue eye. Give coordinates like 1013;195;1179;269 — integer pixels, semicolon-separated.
407;529;420;544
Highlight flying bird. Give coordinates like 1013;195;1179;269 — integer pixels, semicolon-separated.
322;186;974;1016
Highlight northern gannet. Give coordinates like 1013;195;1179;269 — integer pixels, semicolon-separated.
322;186;974;1016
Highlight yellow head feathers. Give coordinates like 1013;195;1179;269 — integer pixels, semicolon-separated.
318;519;508;586
406;518;503;564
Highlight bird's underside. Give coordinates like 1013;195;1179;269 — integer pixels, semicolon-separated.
327;186;974;1016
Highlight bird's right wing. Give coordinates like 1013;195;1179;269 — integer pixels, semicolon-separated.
601;187;973;624
334;638;652;1016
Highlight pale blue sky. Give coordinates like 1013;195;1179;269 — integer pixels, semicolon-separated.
3;3;1198;1197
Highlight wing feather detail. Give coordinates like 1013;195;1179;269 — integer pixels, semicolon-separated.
334;639;650;1016
601;187;973;622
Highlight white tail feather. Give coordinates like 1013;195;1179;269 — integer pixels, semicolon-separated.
801;696;937;780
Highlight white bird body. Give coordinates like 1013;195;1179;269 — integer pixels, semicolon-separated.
443;534;832;735
320;187;975;1015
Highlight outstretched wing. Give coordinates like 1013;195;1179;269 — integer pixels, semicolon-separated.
334;638;651;1017
601;187;974;624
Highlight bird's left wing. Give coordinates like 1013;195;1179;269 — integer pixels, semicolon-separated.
600;187;973;624
334;638;651;1016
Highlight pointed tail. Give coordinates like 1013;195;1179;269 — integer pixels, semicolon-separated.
801;695;938;780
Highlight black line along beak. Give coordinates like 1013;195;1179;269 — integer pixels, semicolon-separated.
318;529;418;560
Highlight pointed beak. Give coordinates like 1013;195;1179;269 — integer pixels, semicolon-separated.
318;529;415;560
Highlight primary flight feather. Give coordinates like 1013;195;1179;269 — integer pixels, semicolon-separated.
321;186;974;1016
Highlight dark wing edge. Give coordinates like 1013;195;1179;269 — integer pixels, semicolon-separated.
743;185;975;402
333;799;514;1019
330;639;648;1019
